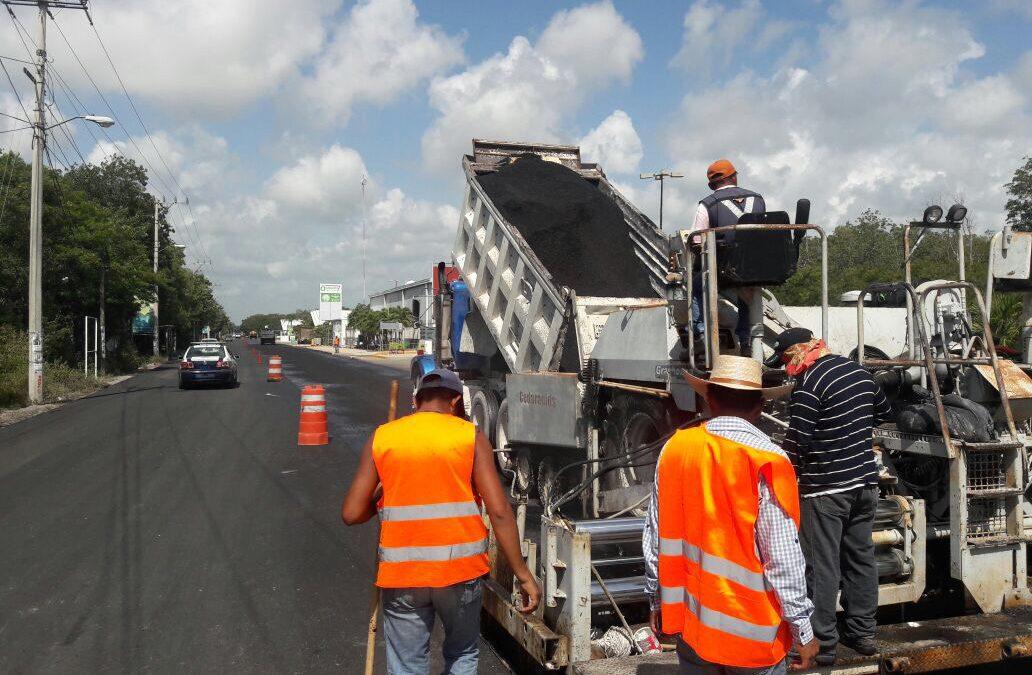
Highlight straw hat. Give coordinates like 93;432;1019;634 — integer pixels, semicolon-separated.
684;355;793;401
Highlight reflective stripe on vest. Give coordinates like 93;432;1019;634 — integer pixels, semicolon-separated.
659;537;770;593
379;537;488;563
380;500;480;522
660;585;780;643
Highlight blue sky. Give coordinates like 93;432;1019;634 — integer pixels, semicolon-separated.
1;0;1030;320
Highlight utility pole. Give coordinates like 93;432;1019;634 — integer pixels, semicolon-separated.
360;176;369;302
152;197;176;357
6;0;94;403
23;3;47;403
153;199;160;358
639;170;684;231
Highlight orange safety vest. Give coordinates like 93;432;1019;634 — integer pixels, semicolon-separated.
372;411;489;588
657;424;801;668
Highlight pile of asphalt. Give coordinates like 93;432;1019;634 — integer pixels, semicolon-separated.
477;154;656;298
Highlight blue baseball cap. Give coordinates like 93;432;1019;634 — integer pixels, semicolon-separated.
416;368;464;396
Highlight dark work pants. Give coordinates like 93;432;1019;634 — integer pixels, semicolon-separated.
800;486;879;649
691;271;750;346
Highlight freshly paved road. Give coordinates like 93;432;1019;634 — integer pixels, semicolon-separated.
0;340;510;674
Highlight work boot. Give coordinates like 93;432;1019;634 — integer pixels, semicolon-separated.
841;635;879;656
815;646;837;666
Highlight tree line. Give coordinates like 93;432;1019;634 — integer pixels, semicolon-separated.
0;151;230;375
776;157;1031;347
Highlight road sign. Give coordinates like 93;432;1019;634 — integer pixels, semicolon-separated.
320;283;342;321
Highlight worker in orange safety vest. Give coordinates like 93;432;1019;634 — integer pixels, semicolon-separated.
643;355;818;673
343;368;540;674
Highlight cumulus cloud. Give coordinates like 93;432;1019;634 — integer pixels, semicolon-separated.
97;136;457;318
299;0;465;124
670;0;792;78
663;0;1032;230
264;144;371;222
421;1;643;172
0;0;341;118
580;110;643;174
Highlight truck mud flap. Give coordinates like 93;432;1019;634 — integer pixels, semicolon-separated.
482;576;569;670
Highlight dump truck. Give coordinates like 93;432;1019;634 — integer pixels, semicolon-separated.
431;140;1032;672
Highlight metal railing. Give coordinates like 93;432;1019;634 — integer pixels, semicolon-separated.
683;223;828;367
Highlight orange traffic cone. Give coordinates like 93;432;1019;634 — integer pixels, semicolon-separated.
298;384;328;445
256;351;263;364
267;355;282;381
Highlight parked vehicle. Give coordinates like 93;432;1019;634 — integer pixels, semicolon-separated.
179;342;238;389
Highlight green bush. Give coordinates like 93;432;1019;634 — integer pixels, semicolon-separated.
0;325;101;407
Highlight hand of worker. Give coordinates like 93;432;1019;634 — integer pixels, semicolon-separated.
790;637;818;671
516;573;541;614
649;609;663;636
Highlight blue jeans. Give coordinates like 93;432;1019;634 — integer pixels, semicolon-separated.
382;578;483;675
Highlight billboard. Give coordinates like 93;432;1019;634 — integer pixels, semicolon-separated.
319;283;342;321
132;302;155;334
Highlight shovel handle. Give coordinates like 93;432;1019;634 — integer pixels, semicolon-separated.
364;379;400;675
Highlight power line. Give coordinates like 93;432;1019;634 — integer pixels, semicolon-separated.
7;3;214;274
89;22;180;198
46;14;177;197
45;104;85;164
0;55;32;123
86;18;214;273
0;133;24;223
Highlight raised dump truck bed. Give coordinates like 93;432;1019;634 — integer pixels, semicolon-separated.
453;140;668;373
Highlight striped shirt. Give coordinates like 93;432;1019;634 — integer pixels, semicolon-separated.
643;417;814;644
784;354;892;498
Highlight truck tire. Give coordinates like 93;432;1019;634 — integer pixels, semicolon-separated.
469;389;500;445
601;394;670;496
495;399;513;472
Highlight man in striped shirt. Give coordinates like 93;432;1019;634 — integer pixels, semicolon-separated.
771;328;892;664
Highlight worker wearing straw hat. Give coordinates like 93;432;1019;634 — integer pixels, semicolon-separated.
643;355;817;673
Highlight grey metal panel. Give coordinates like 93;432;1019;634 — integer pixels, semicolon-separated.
590;305;679;382
507;373;582;448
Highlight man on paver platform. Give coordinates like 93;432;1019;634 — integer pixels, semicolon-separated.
643;355;817;674
771;328;893;665
689;159;766;354
342;368;540;675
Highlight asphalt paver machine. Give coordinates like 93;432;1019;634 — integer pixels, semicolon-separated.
435;142;1032;671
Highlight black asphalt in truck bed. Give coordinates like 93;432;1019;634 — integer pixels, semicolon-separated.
477;154;656;298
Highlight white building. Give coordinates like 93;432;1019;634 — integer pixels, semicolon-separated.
369;278;434;347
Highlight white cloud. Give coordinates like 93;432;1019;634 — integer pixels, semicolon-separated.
664;0;1032;230
101;136;458;318
421;1;643;172
537;1;643;87
299;0;465;125
580;110;643;174
670;0;791;78
19;0;340;118
264;144;371;222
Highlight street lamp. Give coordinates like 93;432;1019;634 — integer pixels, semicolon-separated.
45;114;115;131
25;104;116;402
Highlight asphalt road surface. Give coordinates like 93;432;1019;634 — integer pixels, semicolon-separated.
0;340;512;674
